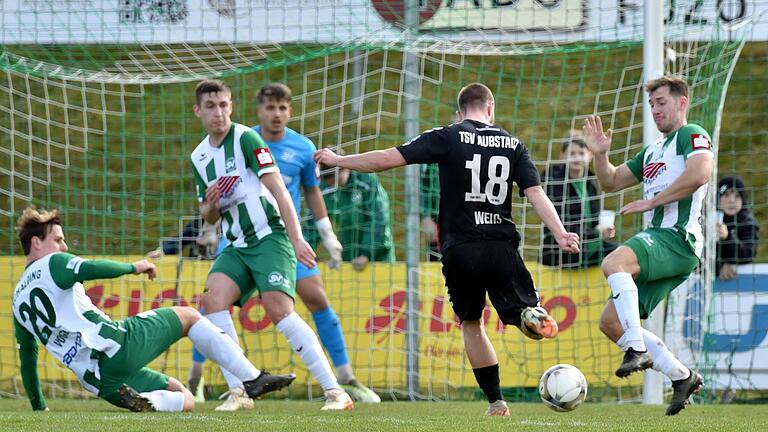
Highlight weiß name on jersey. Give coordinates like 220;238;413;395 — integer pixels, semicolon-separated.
459;131;518;149
474;211;502;224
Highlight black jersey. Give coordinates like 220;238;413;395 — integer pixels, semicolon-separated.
396;119;540;251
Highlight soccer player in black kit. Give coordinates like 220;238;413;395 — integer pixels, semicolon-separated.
314;83;580;416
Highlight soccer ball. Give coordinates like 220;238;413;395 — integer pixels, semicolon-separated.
539;364;588;412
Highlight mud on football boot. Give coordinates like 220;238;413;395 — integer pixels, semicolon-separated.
117;384;155;412
520;306;559;340
614;348;654;378
666;369;703;416
242;371;297;399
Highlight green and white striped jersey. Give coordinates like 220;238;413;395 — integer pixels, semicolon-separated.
191;123;284;248
626;123;713;257
13;253;123;396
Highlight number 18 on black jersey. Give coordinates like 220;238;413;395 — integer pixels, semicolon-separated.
396;119;540;252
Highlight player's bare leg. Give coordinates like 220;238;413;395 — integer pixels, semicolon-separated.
461;319;509;416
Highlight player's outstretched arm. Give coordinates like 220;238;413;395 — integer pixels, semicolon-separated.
49;254;154;288
14;318;47;411
524;186;580;254
583;115;638;192
261;172;317;268
313;147;406;173
131;259;157;280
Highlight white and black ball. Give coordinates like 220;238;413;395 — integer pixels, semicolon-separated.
539;363;588;412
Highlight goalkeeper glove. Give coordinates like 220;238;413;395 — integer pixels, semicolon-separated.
316;216;343;269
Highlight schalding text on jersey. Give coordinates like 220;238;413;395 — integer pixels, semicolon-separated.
396;119;540;251
13;253;119;396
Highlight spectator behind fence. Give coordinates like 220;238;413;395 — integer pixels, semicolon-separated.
540;136;617;267
146;217;219;259
307;161;395;272
716;175;760;281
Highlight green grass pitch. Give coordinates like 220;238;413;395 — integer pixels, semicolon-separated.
0;399;764;432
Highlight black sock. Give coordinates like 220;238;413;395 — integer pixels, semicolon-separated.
473;364;502;403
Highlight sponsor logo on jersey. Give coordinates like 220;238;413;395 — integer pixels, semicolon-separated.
643;162;667;182
62;332;83;367
225;157;236;172
691;134;710;150
217;175;241;196
65;257;87;274
254;148;274;168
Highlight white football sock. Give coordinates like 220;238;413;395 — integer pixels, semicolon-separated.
607;272;646;352
642;329;689;381
276;312;338;391
615;333;632;351
139;390;185;412
188;317;260;384
205;311;247;389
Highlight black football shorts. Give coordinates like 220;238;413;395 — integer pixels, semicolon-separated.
441;239;539;326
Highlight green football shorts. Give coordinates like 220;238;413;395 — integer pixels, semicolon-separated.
209;232;297;306
96;308;184;406
624;227;699;319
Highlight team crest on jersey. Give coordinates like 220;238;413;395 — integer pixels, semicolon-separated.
254;148;274;168
217;175;242;197
225;157;236;172
280;149;297;163
643;162;667;182
268;271;287;287
691;134;710;150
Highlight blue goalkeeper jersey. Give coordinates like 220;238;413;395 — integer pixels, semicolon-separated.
252;125;319;214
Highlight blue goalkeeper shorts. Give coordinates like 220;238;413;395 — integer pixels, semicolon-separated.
297;261;321;280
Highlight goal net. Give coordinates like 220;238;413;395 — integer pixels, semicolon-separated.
1;0;762;403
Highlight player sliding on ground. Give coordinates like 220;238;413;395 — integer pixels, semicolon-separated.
314;83;580;416
12;207;294;412
583;75;710;415
189;80;353;411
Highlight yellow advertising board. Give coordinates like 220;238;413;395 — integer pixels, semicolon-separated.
0;256;639;396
